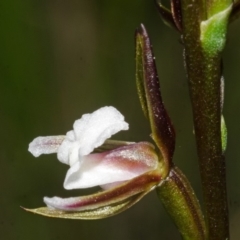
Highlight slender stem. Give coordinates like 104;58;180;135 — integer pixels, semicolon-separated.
180;0;231;239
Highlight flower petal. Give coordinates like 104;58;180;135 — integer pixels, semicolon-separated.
28;136;65;157
63;142;158;189
57;106;129;166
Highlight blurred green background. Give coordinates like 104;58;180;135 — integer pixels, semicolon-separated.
1;0;240;239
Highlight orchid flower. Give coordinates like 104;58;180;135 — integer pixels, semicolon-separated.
27;106;163;218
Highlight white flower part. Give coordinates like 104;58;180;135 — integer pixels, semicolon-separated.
63;160;136;190
28;136;65;157
63;142;158;190
57;106;129;166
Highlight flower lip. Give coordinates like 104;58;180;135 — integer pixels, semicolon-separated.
63;141;159;190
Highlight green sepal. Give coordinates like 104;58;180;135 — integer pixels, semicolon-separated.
22;192;147;220
135;24;175;172
156;166;206;240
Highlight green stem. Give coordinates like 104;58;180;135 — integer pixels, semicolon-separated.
181;1;231;239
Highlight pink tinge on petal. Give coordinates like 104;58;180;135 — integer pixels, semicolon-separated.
28;136;65;157
44;169;162;211
63;142;159;189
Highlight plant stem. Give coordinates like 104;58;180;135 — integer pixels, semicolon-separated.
180;0;231;239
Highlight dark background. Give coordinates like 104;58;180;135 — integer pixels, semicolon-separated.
1;0;240;239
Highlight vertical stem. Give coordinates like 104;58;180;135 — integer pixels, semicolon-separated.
180;0;231;239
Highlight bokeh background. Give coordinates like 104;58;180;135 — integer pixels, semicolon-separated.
1;0;240;239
